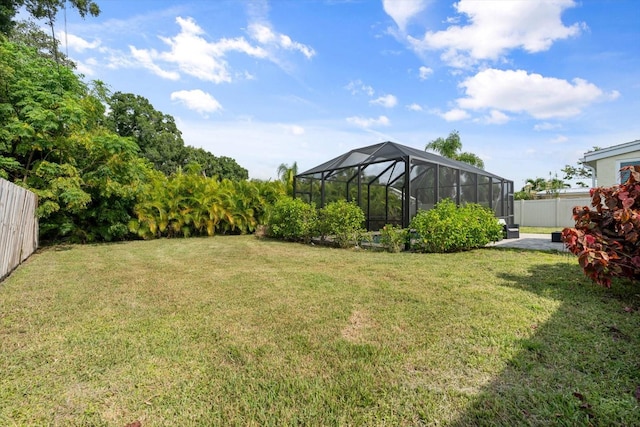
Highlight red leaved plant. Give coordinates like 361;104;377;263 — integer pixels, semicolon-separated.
562;165;640;287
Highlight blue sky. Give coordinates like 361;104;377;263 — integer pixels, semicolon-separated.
50;0;639;189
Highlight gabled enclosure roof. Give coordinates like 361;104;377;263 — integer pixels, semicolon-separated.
297;141;508;181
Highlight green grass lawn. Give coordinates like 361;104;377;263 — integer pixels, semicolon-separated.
520;226;566;234
1;236;638;426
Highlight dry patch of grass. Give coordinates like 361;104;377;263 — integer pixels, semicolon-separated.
1;236;638;426
341;309;376;343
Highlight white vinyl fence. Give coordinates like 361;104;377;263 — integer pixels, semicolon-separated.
514;197;592;228
1;178;38;281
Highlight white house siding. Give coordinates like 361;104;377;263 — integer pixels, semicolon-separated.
595;151;640;187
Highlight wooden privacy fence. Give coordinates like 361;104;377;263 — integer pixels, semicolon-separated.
514;197;592;228
0;178;38;281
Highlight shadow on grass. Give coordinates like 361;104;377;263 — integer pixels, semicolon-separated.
449;258;640;426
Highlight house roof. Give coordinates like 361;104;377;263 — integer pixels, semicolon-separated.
582;139;640;167
297;141;509;181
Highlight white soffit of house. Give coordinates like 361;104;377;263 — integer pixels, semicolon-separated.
582;139;640;164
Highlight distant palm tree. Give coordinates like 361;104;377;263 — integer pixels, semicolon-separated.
521;175;569;199
525;177;547;192
277;162;298;196
425;130;484;169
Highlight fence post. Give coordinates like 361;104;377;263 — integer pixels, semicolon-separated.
519;199;524;225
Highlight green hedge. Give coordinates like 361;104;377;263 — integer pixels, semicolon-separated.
410;199;502;253
317;200;366;248
266;198;318;243
267;199;366;248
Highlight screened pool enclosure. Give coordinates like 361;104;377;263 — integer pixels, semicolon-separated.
294;141;514;231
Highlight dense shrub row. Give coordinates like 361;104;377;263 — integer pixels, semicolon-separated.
266;198;366;248
266;198;502;253
129;170;285;239
410;199;503;252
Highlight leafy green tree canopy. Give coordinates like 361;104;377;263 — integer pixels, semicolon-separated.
425;130;485;169
182;146;248;181
8;20;75;68
1;0;100;35
561;150;598;188
0;38;151;242
106;92;186;175
106;92;247;180
515;174;570;200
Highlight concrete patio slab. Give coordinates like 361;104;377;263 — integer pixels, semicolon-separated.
488;233;569;251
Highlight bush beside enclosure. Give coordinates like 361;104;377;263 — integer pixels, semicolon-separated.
316;199;367;248
410;199;503;253
267;198;502;253
267;199;366;248
266;198;318;243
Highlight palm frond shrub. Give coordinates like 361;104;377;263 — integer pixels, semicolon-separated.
129;171;283;239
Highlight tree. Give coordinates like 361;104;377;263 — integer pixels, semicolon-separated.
547;173;570;193
106;93;248;181
182;146;248;181
515;177;545;200
516;175;569;200
558;147;600;188
526;177;547;192
106;92;186;175
1;0;100;65
129;171;270;239
1;0;100;35
0;0;19;35
0;38;151;242
425;130;485;169
8;20;75;68
277;161;298;196
562;156;598;188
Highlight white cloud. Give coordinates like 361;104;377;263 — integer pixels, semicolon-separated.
484;110;509;125
61;32;101;52
409;0;584;67
534;122;562;131
550;135;569;144
441;109;470;122
418;66;433;80
383;0;428;32
281;124;305;135
161;17;267;82
346;115;390;128
129;16;268;83
346;80;375;96
456;69;615;119
370;94;398;108
407;103;423;111
129;46;180;80
248;23;315;59
75;57;98;76
170;89;222;115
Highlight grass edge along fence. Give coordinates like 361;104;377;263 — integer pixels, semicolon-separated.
0;178;38;281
